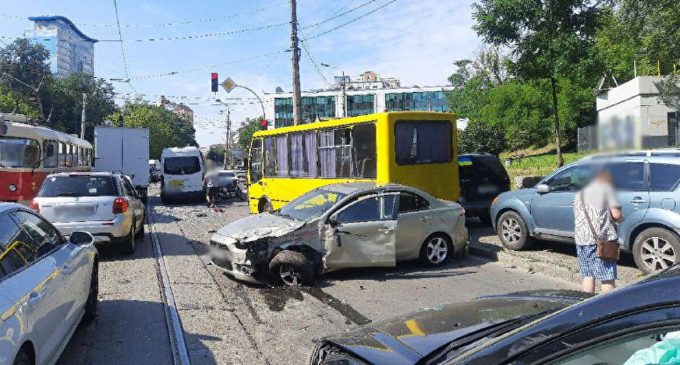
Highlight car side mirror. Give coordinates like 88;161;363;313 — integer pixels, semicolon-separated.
536;184;551;194
328;216;339;227
70;231;94;246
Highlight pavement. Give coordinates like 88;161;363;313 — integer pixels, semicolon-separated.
59;183;643;365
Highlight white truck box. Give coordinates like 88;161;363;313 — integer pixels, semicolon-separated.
94;127;150;201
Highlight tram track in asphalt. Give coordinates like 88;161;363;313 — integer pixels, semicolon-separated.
148;206;192;365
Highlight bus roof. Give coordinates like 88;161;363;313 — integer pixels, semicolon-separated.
1;121;92;148
254;111;456;137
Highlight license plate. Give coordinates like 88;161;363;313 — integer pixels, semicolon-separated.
478;185;498;194
169;180;184;187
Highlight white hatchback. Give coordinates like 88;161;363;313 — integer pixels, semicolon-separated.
0;203;98;365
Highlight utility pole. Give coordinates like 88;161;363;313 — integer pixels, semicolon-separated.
224;108;231;169
290;0;302;125
80;93;87;139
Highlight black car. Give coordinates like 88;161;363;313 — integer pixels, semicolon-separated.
310;265;680;364
458;154;510;225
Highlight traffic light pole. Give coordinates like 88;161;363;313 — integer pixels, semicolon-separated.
290;0;302;125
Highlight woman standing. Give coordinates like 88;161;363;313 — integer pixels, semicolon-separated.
573;169;623;294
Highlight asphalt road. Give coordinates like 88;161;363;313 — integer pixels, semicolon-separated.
58;185;577;365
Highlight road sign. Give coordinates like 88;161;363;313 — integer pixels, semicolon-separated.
221;77;237;93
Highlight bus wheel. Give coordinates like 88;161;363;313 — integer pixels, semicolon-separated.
259;199;273;213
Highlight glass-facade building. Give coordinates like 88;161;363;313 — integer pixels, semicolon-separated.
347;94;375;117
274;96;335;128
385;91;449;112
273;90;450;128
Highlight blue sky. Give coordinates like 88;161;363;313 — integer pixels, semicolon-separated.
0;0;480;146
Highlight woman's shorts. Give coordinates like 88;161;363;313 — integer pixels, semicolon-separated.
576;244;617;281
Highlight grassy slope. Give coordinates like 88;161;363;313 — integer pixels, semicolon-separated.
502;152;585;187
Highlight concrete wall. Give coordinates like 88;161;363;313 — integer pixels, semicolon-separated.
596;76;677;149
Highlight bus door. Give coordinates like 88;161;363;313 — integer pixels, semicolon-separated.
248;138;264;210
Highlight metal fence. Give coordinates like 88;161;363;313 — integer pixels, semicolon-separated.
577;125;597;153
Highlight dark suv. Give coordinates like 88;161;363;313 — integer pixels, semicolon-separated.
458;154;510;225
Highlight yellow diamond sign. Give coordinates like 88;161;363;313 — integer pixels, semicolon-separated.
221;77;237;93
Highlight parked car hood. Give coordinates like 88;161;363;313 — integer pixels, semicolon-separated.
319;290;590;365
215;213;305;243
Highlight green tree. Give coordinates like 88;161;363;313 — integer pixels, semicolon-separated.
108;102;197;159
472;0;606;166
236;116;263;150
0;38;51;120
47;73;116;140
459;119;506;156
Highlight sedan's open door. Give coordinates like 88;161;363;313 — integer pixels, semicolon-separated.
324;194;397;269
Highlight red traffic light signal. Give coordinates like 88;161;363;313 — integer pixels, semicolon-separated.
211;72;218;93
260;119;268;130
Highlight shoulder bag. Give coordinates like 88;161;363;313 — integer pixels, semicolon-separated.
581;192;620;262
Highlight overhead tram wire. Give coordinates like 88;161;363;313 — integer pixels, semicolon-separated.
112;0;133;93
97;22;288;43
298;0;379;31
300;41;331;87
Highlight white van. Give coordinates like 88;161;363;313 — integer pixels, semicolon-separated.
161;147;205;203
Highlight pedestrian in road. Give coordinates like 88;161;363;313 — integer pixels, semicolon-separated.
573;167;623;294
204;172;218;208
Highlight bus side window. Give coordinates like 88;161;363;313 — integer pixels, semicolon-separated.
43;141;58;168
395;120;452;165
319;128;352;178
352;123;376;179
263;137;277;178
250;138;263;183
58;142;66;167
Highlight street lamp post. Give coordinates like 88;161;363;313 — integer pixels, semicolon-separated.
215;99;231;169
321;63;347;118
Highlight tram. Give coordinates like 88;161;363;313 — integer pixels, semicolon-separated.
0;114;93;204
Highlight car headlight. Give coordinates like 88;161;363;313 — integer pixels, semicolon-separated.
8;184;17;192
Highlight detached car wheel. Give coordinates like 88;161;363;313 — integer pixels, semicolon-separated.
633;227;680;274
269;250;313;286
419;233;453;266
497;211;530;250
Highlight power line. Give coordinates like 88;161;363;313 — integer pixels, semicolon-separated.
0;0;286;29
111;49;285;80
299;0;379;31
112;0;130;81
303;0;398;41
98;22;288;43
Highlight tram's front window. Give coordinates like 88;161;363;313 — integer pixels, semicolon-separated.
0;138;40;168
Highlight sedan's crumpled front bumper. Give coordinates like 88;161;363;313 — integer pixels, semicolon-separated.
209;235;265;284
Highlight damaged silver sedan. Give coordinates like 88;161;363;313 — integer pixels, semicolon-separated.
209;183;469;285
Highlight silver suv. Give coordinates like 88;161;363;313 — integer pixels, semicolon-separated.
490;151;680;273
31;172;145;254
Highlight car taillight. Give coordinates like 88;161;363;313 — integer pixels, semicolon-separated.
29;200;40;213
113;198;129;214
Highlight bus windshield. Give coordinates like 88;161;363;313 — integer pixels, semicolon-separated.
0;138;40;168
164;156;201;175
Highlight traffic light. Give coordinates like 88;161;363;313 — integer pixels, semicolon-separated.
211;72;218;93
260;119;268;130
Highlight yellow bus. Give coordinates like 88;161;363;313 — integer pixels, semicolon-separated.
247;111;459;213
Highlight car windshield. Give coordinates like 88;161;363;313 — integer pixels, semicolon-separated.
164;156;200;175
38;176;118;197
0;137;40;168
278;189;347;221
